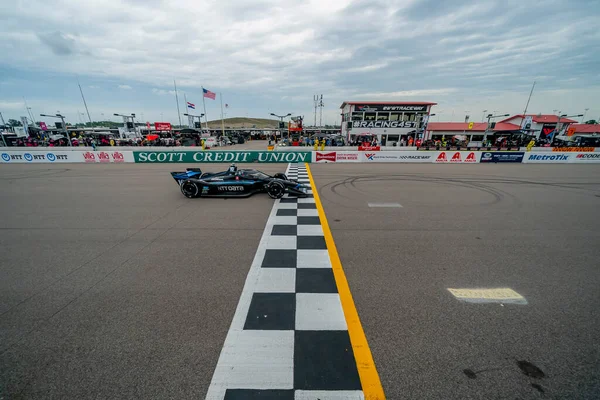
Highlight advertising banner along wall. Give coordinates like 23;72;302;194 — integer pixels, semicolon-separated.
523;152;600;163
1;151;134;163
434;151;480;163
480;152;525;163
133;151;312;163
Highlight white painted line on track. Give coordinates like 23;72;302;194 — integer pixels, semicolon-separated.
368;202;403;208
205;172;295;399
448;288;527;305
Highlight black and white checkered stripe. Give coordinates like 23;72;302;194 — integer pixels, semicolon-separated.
205;163;364;400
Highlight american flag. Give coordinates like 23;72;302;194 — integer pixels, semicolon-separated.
203;88;216;100
186;101;195;109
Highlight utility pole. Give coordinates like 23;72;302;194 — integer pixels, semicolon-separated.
77;77;93;124
313;95;318;127
174;80;182;128
0;111;7;146
23;97;36;126
523;81;536;115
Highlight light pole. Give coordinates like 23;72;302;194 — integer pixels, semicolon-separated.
270;112;291;138
481;110;488;122
40;113;72;146
114;113;137;137
0;111;8;147
582;108;589;123
27;107;38;126
183;113;204;130
483;113;509;145
552;113;583;145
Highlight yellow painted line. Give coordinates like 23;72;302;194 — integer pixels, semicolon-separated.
305;163;386;400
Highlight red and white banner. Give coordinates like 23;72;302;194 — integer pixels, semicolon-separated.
571;153;600;162
313;151;360;163
315;152;336;162
358;146;381;151
434;151;479;163
154;122;172;131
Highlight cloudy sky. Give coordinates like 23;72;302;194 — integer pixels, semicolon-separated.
1;0;599;126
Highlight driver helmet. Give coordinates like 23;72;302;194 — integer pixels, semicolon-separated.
228;163;237;173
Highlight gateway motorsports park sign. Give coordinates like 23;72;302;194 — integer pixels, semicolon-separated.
133;151;312;163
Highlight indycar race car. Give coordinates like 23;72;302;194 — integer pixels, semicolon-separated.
170;165;310;199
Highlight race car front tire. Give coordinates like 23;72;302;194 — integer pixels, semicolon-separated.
267;181;285;199
181;180;200;198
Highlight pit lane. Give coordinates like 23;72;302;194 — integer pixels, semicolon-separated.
1;162;599;399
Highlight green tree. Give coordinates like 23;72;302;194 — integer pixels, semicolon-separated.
8;119;22;127
584;119;597;125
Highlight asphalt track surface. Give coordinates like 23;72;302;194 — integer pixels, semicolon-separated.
311;163;600;400
0;162;599;399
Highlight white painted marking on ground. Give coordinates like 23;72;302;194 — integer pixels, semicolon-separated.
295;390;365;400
205;165;296;400
447;288;527;304
296;293;347;330
266;235;297;249
254;268;296;293
208;330;294;390
297;225;324;236
296;250;332;269
272;216;297;225
297;209;320;217
277;201;299;209
367;202;403;208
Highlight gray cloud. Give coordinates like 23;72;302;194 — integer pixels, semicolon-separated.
1;0;599;122
36;31;77;55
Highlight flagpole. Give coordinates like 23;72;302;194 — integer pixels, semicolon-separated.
184;93;189;127
220;92;225;137
174;80;182;128
202;86;209;133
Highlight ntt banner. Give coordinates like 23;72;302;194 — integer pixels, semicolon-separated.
1;150;134;163
133;151;312;163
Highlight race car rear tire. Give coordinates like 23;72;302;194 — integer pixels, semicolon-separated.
181;180;200;198
267;181;285;199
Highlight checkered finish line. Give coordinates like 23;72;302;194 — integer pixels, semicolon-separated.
205;163;364;400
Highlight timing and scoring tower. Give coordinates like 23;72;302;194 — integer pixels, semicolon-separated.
340;101;437;146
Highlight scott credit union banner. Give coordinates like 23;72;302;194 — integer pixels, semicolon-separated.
133;151;312;163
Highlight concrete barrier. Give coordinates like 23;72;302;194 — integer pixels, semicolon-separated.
2;149;599;164
1;150;134;163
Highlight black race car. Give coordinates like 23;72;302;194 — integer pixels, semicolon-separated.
170;165;310;199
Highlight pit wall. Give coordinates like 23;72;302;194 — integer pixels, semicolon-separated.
1;149;599;164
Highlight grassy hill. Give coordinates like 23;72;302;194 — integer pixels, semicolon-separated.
205;117;279;129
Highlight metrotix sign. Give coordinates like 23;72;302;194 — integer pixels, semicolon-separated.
133;151;312;163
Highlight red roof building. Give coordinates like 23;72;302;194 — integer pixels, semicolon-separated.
499;114;578;124
426;122;520;132
570;124;600;134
